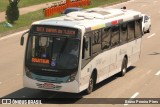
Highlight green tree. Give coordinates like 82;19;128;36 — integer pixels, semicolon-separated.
6;0;20;24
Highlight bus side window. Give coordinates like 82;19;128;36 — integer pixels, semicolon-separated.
111;25;120;47
120;23;128;44
128;21;135;41
135;19;142;38
82;36;91;59
92;29;102;54
102;27;111;50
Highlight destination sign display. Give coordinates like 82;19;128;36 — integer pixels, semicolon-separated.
32;58;49;64
31;25;77;36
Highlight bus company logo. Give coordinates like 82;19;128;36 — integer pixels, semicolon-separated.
2;99;11;104
51;59;56;67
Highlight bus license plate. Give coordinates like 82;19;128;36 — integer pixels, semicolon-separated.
43;83;54;89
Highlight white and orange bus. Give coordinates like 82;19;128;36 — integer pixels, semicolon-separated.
20;7;142;94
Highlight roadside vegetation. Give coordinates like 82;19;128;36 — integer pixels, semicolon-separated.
0;0;57;12
88;0;127;8
0;0;128;37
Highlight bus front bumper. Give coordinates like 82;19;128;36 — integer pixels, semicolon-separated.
23;76;79;93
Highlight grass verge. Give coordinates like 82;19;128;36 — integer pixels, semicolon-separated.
0;0;128;37
0;0;57;12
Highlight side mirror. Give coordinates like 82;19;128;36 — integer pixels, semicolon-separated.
20;30;29;46
20;36;24;46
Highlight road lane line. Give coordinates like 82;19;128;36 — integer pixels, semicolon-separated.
124;92;139;106
0;29;28;41
155;70;160;76
131;92;139;98
147;33;155;39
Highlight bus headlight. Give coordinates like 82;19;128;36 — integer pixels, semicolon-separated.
25;67;33;79
67;72;77;82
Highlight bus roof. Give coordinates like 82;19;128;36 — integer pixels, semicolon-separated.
32;7;142;32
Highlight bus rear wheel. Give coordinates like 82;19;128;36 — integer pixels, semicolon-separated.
120;57;128;76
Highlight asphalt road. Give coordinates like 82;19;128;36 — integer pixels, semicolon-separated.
0;0;160;107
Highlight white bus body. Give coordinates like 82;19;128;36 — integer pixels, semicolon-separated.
22;7;142;93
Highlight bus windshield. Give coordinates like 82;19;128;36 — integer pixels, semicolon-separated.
26;28;80;70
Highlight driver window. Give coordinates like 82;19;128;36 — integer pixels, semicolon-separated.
82;36;91;69
84;37;91;59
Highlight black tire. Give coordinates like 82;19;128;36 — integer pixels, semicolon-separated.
147;25;151;33
85;74;95;94
120;57;128;76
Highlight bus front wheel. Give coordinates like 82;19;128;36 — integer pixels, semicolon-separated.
85;74;95;94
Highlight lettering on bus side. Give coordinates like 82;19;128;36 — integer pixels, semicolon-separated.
32;58;49;64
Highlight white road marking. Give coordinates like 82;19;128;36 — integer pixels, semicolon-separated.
124;92;139;106
131;92;139;98
147;33;156;38
155;70;160;76
0;30;28;41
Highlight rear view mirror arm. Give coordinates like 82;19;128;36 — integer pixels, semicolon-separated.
20;30;29;46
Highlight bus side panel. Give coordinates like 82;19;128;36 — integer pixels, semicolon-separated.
132;38;142;64
127;40;135;66
79;50;111;92
79;38;142;92
109;47;120;77
128;38;141;65
97;50;111;83
116;43;128;73
79;60;93;92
